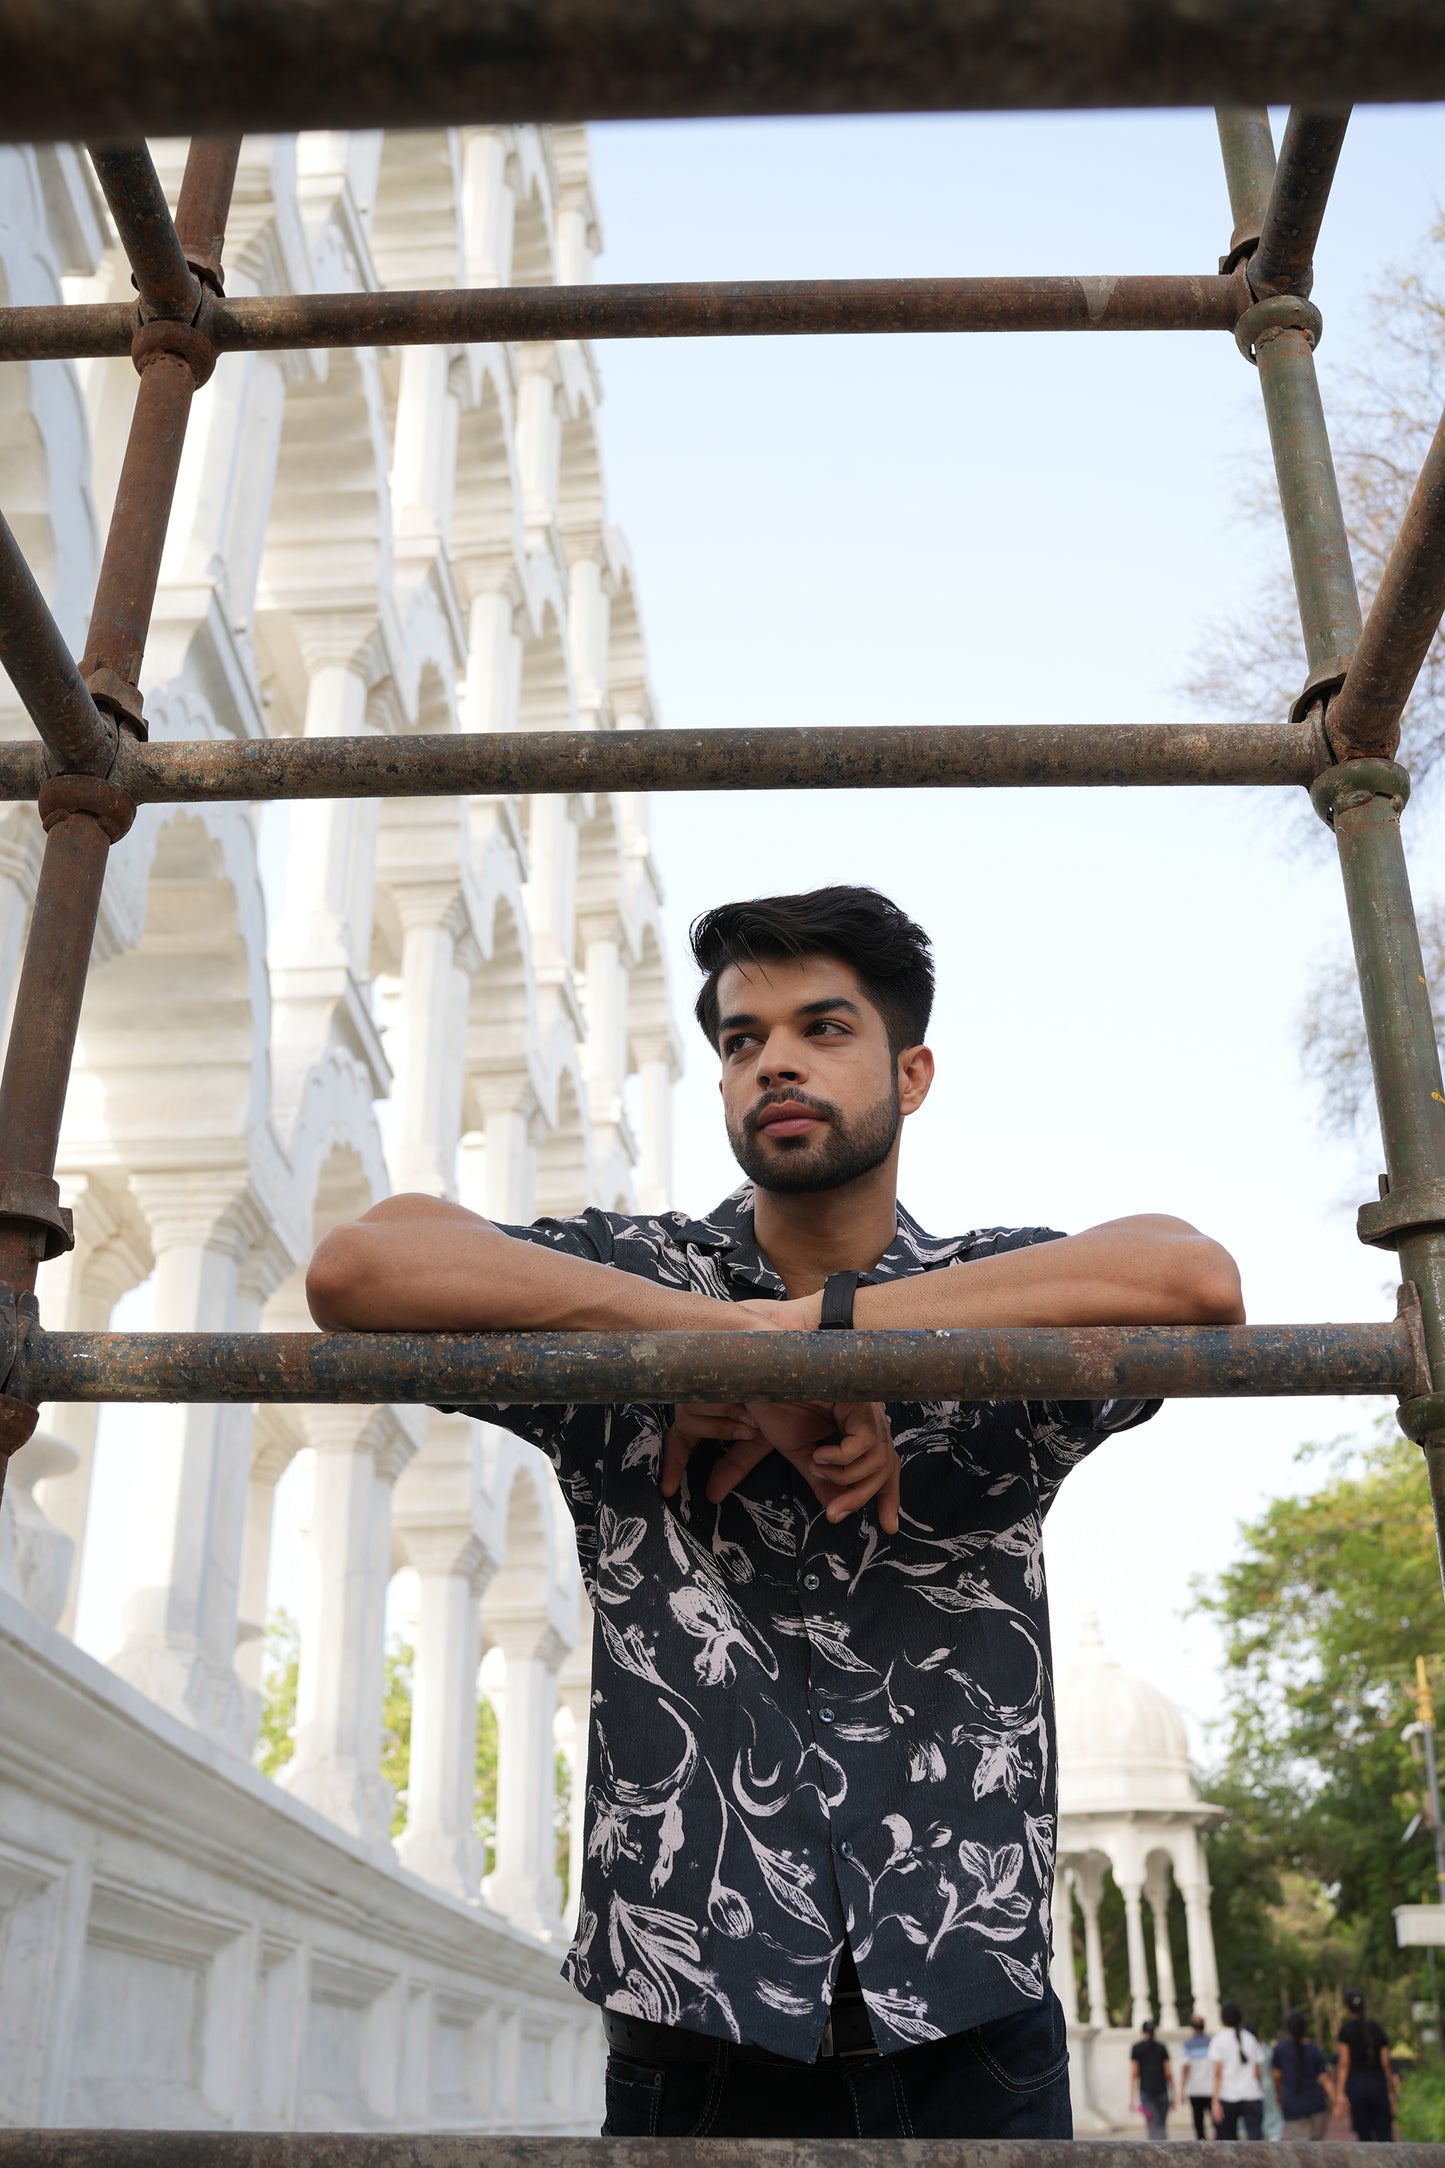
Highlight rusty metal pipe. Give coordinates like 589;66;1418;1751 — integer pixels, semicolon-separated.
3;0;1443;139
1251;108;1351;298
8;1320;1417;1408
0;719;1329;805
174;137;242;294
1218;110;1362;703
87;145;200;322
1325;394;1445;763
0;507;116;774
0;273;1247;365
0;786;134;1291
78;353;198;728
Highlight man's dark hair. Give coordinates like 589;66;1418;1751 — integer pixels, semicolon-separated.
690;886;934;1055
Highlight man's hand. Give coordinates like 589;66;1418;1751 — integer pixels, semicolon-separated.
660;1396;900;1533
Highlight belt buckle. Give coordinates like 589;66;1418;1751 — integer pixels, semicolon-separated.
818;2014;836;2061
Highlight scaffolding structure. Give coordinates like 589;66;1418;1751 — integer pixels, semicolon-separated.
1;34;1445;1641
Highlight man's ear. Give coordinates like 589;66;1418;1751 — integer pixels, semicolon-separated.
898;1042;934;1116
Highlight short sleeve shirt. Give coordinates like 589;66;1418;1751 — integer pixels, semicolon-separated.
1339;2017;1388;2075
1213;2028;1264;2101
1133;2038;1172;2094
454;1185;1158;2059
1276;2038;1329;2119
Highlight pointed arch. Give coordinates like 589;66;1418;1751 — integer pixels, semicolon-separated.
368;130;463;291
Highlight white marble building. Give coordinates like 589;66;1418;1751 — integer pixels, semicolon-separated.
0;127;682;2130
1051;1613;1224;2132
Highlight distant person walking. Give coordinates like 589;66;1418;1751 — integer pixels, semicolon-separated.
1273;2009;1336;2139
1210;2000;1264;2140
1130;2019;1173;2139
1179;2015;1216;2138
1337;1989;1397;2142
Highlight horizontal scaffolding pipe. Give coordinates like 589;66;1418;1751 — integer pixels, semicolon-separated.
0;274;1245;364
10;1321;1416;1407
0;721;1324;805
0;0;1439;141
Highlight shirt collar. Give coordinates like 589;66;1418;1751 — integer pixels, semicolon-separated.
675;1185;953;1295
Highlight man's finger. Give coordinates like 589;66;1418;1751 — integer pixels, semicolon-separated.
705;1433;774;1503
878;1457;901;1536
658;1422;695;1497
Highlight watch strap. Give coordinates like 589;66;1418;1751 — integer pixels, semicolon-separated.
819;1270;862;1330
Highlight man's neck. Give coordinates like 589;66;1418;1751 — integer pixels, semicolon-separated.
750;1152;902;1299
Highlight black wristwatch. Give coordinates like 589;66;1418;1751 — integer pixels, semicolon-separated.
818;1270;862;1329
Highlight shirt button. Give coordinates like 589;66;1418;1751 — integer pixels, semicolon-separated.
801;1572;820;1591
839;1841;854;1859
819;1706;836;1724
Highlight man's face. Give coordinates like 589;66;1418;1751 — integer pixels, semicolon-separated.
714;953;931;1196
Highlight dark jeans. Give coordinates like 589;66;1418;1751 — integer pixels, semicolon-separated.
1140;2090;1171;2139
1348;2075;1395;2142
1217;2099;1264;2140
601;1989;1072;2139
1189;2094;1213;2139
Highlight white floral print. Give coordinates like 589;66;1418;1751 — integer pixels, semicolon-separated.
452;1188;1155;2060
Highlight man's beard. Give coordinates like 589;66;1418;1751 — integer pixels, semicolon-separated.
728;1083;901;1196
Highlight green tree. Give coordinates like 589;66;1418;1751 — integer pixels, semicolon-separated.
257;1620;574;1903
256;1607;300;1777
1196;1429;1445;2035
381;1639;414;1836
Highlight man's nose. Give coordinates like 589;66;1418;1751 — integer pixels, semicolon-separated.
757;1037;807;1088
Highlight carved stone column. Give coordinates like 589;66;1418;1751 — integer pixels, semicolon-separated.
281;1404;418;1849
1145;1856;1180;2029
105;1178;272;1749
1178;1832;1221;2027
1119;1876;1153;2030
383;879;474;1200
633;1039;679;1216
268;656;390;1133
32;1176;151;1635
486;1615;568;1937
1050;1866;1080;2026
1075;1854;1109;2027
393;1413;498;1899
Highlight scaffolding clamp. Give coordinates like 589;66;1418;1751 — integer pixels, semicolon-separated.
1233;293;1322;366
0;1171;74;1262
0;1287;39;1457
1358;1176;1445;1252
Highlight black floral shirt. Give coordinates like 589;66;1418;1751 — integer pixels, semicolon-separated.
457;1188;1156;2061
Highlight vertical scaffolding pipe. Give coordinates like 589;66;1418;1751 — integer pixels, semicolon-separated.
174;137;242;293
1218;111;1362;696
1219;112;1445;1585
0;143;226;1488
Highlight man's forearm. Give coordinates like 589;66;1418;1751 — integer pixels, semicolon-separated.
307;1194;765;1334
806;1215;1243;1330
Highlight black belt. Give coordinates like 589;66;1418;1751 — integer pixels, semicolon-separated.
603;1993;879;2067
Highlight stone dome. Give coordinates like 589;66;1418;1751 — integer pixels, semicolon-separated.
1056;1611;1200;1811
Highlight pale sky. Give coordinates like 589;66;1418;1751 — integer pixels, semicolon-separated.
72;108;1445;1767
584;105;1445;1755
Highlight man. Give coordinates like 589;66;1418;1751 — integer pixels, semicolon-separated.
1130;2018;1173;2140
1180;2012;1216;2138
308;885;1243;2139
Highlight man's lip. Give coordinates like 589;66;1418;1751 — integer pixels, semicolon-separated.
754;1105;825;1136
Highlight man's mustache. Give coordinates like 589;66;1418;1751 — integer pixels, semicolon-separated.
741;1089;840;1139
